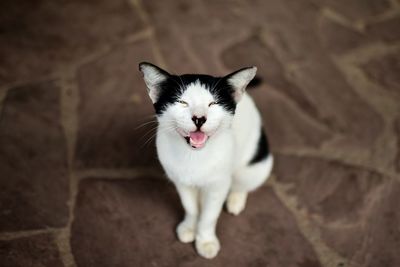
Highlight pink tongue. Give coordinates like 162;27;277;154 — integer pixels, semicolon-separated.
189;131;208;148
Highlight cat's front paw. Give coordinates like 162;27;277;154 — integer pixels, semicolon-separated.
195;237;220;259
176;221;195;243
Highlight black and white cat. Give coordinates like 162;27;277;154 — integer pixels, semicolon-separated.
139;62;273;259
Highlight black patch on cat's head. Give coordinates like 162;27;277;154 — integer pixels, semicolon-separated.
139;62;257;115
153;74;237;115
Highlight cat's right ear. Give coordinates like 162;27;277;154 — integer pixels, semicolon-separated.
139;62;170;103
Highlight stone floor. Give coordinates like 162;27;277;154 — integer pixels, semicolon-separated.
0;0;399;266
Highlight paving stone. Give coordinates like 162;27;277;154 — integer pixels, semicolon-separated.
321;180;400;266
71;177;321;267
74;41;160;169
221;35;334;150
318;16;370;54
274;154;384;221
0;82;69;231
248;88;331;151
142;0;253;74
222;36;321;121
0;0;144;85
360;50;400;97
366;16;400;43
274;154;400;265
254;0;324;62
0;234;63;267
290;58;384;146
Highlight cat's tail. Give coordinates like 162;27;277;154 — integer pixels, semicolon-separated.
247;75;263;89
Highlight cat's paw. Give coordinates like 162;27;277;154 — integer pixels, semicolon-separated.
226;191;247;216
195;237;220;259
176;221;195;243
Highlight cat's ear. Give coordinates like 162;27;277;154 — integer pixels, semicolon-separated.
139;62;170;103
225;66;257;102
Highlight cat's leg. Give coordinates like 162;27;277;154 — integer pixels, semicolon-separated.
226;190;248;216
227;155;273;215
175;183;199;243
195;182;230;259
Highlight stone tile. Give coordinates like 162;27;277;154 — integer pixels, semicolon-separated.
221;35;335;150
274;154;400;265
0;0;144;85
321;180;400;266
71;177;321;267
142;0;253;74
255;0;324;62
0;234;63;267
290;58;384;146
0;82;69;231
274;155;384;222
317;16;370;54
248;88;331;151
366;16;400;43
222;36;321;121
360;50;400;97
75;40;162;169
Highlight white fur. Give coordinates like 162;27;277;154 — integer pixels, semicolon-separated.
142;66;273;259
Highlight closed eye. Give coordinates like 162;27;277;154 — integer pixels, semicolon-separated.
208;101;218;107
177;100;189;107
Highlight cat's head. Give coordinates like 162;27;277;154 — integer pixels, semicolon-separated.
139;62;256;149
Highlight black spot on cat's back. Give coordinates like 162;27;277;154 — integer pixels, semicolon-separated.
249;127;270;165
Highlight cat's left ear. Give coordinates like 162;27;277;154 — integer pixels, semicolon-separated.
139;62;170;103
225;66;257;102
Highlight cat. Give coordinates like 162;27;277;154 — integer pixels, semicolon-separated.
139;62;273;259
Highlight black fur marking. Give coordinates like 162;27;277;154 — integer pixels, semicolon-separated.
153;74;237;115
249;127;270;165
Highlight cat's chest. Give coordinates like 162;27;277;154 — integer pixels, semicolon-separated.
156;133;234;185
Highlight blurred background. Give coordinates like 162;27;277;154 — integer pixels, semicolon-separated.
0;0;399;266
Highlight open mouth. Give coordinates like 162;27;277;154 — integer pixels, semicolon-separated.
184;131;208;149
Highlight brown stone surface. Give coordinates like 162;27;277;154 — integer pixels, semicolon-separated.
1;0;399;266
360;50;400;97
74;41;160;169
0;82;69;231
222;34;383;148
71;177;321;267
0;234;64;267
274;155;384;221
250;88;331;150
321;181;400;267
289;58;384;146
274;154;400;266
222;36;321;122
318;16;369;54
366;16;400;43
0;0;144;85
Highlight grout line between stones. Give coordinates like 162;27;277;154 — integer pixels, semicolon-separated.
56;70;80;267
269;176;352;267
128;0;151;26
0;228;62;241
320;7;364;31
127;0;169;68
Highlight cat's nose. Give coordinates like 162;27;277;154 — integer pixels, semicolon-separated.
192;116;207;129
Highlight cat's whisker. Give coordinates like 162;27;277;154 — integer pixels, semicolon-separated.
135;120;158;130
